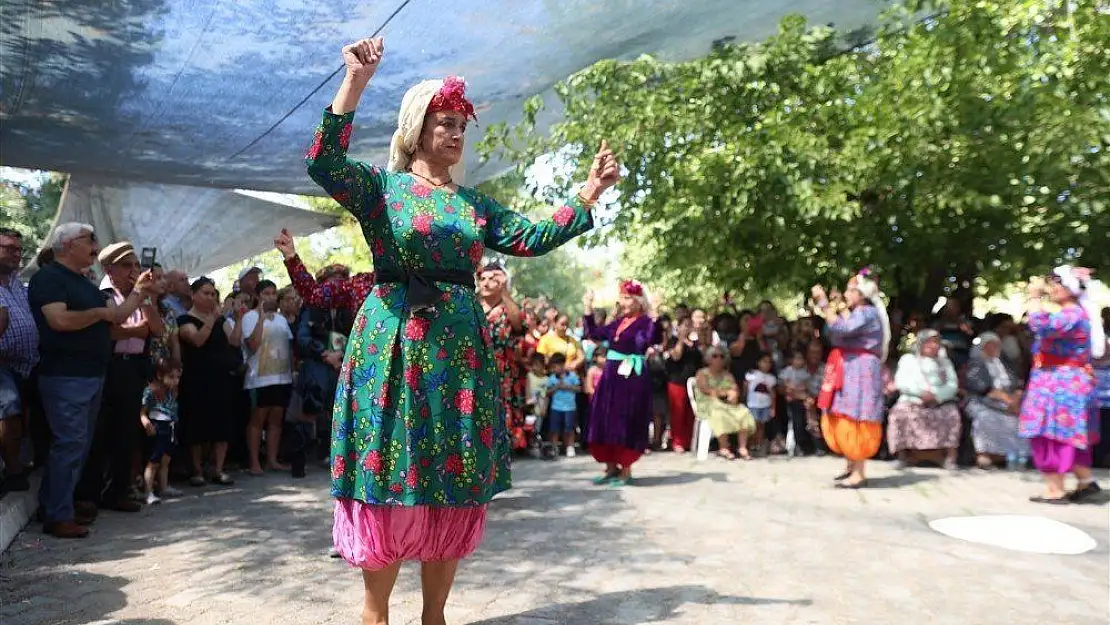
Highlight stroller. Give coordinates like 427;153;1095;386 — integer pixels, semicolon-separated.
525;388;557;460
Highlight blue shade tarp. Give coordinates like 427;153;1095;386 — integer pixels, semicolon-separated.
0;0;888;195
26;174;339;277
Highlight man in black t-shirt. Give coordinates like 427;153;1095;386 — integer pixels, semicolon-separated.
28;223;152;539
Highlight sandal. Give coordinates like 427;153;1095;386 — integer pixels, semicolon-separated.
212;472;234;485
835;479;868;490
717;450;736;460
1066;483;1103;503
609;476;632;487
738;449;752;461
1029;495;1069;505
832;471;852;482
592;474;617;485
188;475;206;487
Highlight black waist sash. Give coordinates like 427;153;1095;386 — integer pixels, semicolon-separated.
374;268;475;311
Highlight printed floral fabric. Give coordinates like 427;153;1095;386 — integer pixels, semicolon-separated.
485;304;530;449
1018;307;1099;449
306;108;593;506
284;254;375;316
826;306;884;423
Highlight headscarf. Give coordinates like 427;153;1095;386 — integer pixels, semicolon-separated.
1052;265;1106;358
914;328;942;356
388;76;476;185
914;328;949;384
854;268;892;362
619;279;651;316
974;331;1011;389
479;260;511;290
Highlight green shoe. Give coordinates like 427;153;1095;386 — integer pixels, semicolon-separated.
609;476;632;488
592;474;616;485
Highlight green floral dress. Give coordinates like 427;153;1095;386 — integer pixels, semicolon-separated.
306;109;593;507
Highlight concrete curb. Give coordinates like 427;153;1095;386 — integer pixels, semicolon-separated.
1;473;39;554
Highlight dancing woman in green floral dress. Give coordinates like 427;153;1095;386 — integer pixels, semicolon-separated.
309;37;620;625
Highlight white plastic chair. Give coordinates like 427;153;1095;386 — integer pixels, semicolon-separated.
687;377;714;461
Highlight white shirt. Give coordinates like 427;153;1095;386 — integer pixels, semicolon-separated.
744;370;777;409
240;311;294;389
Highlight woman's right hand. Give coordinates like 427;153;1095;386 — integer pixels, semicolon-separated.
274;229;296;260
141;416;155;436
342;37;384;82
582;290;594;310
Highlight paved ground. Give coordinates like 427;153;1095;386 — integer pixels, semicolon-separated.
1;454;1108;625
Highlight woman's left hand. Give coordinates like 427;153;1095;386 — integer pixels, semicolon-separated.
582;141;620;202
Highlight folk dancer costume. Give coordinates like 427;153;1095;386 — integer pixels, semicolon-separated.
1018;267;1105;476
307;77;594;569
480;263;531;450
583;280;660;484
817;269;890;461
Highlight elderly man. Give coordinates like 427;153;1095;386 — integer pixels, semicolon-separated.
0;227;39;492
162;269;191;320
29;225;153;539
75;241;164;516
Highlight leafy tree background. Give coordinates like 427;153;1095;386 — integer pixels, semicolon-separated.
479;0;1110;314
0;173;65;265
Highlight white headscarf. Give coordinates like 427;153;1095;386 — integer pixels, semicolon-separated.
1054;265;1106;359
387;79;468;185
855;272;891;362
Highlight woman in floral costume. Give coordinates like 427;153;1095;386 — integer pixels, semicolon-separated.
1019;266;1104;504
477;262;530;450
307;37;620;625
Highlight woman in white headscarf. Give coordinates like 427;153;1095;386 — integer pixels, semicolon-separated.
886;329;961;469
965;332;1028;469
307;37;621;624
811;268;890;488
1019;266;1104;504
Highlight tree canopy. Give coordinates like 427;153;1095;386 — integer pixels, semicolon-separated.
479;0;1110;313
0;173;65;266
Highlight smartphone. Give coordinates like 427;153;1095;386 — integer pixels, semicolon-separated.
140;247;157;270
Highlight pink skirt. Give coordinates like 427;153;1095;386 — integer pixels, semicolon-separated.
332;498;488;570
1029;437;1092;474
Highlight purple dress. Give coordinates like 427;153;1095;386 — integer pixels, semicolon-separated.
827;306;884;423
1018;306;1098;472
583;314;658;460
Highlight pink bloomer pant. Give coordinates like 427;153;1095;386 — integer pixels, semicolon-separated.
332;498;488;570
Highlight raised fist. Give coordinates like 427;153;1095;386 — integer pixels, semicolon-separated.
583;141;620;201
274;228;296;260
343;37;384;81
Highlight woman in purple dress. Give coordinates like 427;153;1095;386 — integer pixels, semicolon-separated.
582;281;659;486
1019;266;1104;504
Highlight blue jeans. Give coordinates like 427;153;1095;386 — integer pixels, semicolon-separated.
38;376;104;523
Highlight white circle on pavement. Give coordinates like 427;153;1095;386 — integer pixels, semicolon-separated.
929;515;1097;555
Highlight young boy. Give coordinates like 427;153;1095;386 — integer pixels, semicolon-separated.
779;350;813;456
545;353;581;458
